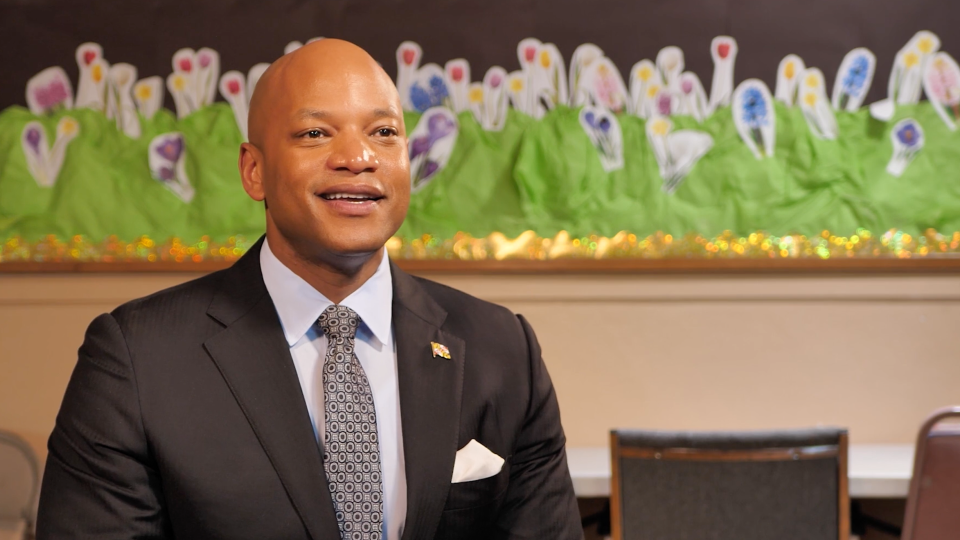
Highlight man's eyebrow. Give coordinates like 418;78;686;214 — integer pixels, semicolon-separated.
294;108;330;120
293;108;400;121
372;107;401;119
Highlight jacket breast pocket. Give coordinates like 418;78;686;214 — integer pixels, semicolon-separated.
443;461;510;511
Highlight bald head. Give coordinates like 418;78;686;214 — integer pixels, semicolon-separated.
248;39;402;147
237;38;410;285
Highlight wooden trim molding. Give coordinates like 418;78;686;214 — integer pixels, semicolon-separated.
3;257;960;274
839;431;850;540
609;431;623;540
617;445;839;462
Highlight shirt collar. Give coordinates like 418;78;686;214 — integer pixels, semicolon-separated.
259;237;393;347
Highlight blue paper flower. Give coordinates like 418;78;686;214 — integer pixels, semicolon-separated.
842;56;870;96
896;122;920;147
410;74;450;112
584;111;597;128
741;87;768;129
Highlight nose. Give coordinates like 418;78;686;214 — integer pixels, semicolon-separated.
327;129;379;174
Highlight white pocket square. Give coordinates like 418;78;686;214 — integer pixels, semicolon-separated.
451;439;505;483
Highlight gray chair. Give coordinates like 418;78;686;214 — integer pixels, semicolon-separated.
0;430;40;540
902;406;960;540
610;428;849;540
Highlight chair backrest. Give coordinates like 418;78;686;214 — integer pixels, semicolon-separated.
610;428;849;540
0;430;40;529
902;406;960;540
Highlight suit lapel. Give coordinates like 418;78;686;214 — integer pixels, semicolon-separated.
392;264;466;540
203;239;340;540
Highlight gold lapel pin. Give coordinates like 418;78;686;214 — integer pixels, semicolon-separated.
431;341;451;359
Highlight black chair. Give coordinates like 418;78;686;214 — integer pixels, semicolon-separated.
902;406;960;540
610;428;849;540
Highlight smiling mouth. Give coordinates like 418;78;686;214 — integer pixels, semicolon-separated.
319;193;384;202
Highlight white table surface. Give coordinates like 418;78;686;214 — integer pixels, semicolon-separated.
567;443;915;499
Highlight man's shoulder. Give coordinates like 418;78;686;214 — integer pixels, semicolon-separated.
109;267;228;328
407;274;521;334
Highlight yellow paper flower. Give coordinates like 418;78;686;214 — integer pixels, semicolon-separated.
135;83;153;101
805;73;819;88
647;84;660;98
173;75;186;92
651;118;670;136
510;78;524;92
904;51;920;68
918;37;934;54
804;92;817;107
784;61;795;79
598;64;609;76
638;66;653;82
539;50;551;69
59;117;79;136
468;87;483;103
91;64;103;83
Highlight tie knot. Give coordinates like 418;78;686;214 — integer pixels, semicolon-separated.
318;304;360;340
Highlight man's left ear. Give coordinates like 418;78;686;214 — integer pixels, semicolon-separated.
239;142;265;202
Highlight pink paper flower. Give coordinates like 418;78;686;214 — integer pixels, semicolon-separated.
34;80;69;110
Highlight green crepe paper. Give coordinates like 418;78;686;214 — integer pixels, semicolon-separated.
515;103;960;238
2;101;960;244
0;104;265;242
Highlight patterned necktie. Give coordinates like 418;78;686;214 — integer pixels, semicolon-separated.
318;304;383;540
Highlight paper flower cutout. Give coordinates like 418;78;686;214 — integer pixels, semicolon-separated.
800;68;838;139
646;116;714;194
21;117;80;187
832;49;876;111
886;118;924;177
408;107;459;192
409;65;450;113
732;79;775;159
584;58;628;114
26;67;74;115
148;133;194;202
923;52;960;130
579;106;624;172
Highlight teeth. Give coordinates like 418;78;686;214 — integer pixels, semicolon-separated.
325;193;374;200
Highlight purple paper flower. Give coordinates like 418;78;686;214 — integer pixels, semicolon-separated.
199;53;212;69
410;135;432;160
896;122;921;147
657;93;673;115
584;111;597;128
25;127;42;153
34;80;69;110
157;166;176;181
154;136;184;162
422;160;439;179
489;74;502;88
681;79;694;94
598;117;611;133
427;113;456;138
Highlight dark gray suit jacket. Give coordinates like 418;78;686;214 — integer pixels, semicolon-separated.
36;239;583;540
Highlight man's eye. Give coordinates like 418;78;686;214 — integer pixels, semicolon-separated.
377;128;397;136
305;130;323;138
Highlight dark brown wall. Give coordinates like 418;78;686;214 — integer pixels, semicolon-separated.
1;0;957;109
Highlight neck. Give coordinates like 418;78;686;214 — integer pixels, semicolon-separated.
265;229;383;304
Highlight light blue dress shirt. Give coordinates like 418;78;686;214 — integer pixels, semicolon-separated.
260;238;406;540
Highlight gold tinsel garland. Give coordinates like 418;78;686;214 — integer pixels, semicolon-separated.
3;229;960;263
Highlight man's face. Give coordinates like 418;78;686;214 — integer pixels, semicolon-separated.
248;57;410;263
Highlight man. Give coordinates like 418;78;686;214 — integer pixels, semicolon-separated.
37;39;583;539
